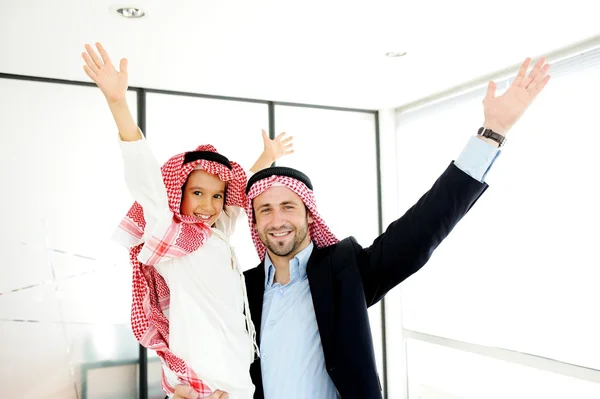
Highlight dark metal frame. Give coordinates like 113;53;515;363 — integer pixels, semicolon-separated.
136;87;149;399
0;71;388;399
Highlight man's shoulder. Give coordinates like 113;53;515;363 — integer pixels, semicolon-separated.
333;236;361;252
313;236;362;259
243;264;263;278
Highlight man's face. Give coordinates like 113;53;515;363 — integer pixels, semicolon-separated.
253;186;313;259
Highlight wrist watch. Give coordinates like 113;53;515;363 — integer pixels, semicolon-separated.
477;127;507;147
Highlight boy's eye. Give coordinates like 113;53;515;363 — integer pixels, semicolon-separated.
214;194;223;199
193;191;202;196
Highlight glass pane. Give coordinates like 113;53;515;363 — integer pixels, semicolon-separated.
274;105;384;382
0;78;140;398
406;338;600;399
395;62;600;369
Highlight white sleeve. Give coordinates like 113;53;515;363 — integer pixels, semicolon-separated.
214;169;252;237
119;136;169;224
217;205;243;237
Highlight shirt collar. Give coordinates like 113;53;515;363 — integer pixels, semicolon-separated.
264;241;314;289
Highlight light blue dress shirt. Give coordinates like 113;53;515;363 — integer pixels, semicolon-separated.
259;137;500;399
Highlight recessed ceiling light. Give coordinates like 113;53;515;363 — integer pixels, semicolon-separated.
116;7;145;18
385;51;407;58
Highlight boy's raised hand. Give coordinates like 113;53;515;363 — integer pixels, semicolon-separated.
82;42;128;104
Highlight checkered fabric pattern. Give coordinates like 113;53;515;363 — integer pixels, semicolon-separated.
116;144;248;397
245;174;339;260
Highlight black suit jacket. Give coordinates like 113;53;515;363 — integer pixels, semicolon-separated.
244;163;488;398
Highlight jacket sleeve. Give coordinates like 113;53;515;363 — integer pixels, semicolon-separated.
356;162;489;307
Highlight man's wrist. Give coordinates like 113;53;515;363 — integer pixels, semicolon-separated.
482;119;508;136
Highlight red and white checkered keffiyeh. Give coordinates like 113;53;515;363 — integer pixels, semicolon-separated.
245;175;339;260
115;144;248;398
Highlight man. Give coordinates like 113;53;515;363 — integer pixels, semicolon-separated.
174;57;550;398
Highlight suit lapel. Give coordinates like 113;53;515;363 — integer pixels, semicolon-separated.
306;245;335;361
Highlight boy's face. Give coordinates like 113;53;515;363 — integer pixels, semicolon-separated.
180;169;226;226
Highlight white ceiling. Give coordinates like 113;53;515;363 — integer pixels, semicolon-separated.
1;0;599;110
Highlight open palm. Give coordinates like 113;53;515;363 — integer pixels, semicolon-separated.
261;129;294;161
82;43;128;103
483;57;551;134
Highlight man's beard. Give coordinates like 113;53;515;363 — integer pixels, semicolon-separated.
261;221;309;257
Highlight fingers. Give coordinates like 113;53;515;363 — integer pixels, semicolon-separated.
84;43;104;70
274;131;286;141
82;65;97;82
275;132;294;143
530;74;551;98
210;390;228;399
523;58;550;100
95;42;113;66
483;81;496;102
512;57;531;86
527;62;550;89
277;131;294;154
522;57;546;89
81;51;99;74
261;129;268;140
120;58;128;74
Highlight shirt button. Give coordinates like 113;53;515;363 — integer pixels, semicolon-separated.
262;354;268;360
278;289;284;295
